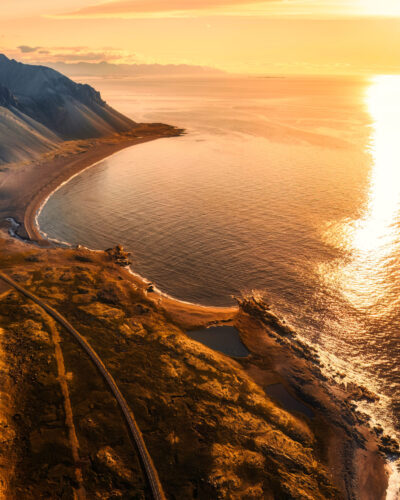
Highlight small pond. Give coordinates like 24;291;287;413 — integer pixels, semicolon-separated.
186;326;249;358
265;383;314;418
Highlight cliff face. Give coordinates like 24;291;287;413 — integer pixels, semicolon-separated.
0;54;136;164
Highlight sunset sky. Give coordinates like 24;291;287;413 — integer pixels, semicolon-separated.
1;0;400;74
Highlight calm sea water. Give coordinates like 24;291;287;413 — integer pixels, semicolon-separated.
39;75;400;494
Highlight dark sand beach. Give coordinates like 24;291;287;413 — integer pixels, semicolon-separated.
0;123;182;241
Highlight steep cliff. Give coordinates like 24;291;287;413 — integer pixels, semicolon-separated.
0;54;136;164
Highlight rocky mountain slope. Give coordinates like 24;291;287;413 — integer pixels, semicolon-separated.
0;54;135;164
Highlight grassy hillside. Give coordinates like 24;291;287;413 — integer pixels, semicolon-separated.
0;236;339;499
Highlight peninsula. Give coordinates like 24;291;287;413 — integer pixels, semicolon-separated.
0;56;392;499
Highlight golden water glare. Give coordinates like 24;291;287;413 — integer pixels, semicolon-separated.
353;75;400;254
322;75;400;311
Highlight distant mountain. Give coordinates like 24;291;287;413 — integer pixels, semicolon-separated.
0;54;136;164
46;61;224;78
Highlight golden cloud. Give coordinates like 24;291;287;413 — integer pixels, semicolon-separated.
49;0;279;19
46;0;374;20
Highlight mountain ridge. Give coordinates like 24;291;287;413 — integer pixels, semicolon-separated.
46;60;225;78
0;54;136;164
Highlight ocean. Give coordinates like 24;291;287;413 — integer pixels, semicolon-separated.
38;74;400;496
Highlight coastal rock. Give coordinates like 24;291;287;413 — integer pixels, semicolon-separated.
379;435;400;454
105;245;132;267
239;297;321;366
346;383;379;403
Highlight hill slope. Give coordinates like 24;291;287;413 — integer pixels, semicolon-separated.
0;55;136;164
0;237;341;499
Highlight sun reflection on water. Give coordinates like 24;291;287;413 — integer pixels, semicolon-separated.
318;76;400;499
354;76;400;253
322;75;400;311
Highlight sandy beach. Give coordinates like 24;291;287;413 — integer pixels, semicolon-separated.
0;128;392;499
0;123;183;242
0;122;239;326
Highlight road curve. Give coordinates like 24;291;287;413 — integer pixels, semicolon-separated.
0;271;166;500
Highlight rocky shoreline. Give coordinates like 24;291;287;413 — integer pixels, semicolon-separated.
2;230;392;498
0;128;394;498
238;295;394;498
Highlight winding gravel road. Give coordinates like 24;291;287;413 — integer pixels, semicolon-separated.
0;271;166;500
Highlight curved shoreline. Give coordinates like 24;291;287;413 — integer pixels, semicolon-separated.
22;126;182;243
0;126;394;498
0;124;237;323
32;148;134;244
1;230;391;498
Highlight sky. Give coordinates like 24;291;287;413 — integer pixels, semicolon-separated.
1;0;400;75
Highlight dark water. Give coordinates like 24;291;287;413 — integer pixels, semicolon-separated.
38;75;400;494
265;384;314;419
186;326;249;358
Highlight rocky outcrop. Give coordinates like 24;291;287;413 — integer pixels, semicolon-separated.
0;84;18;108
105;245;132;267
